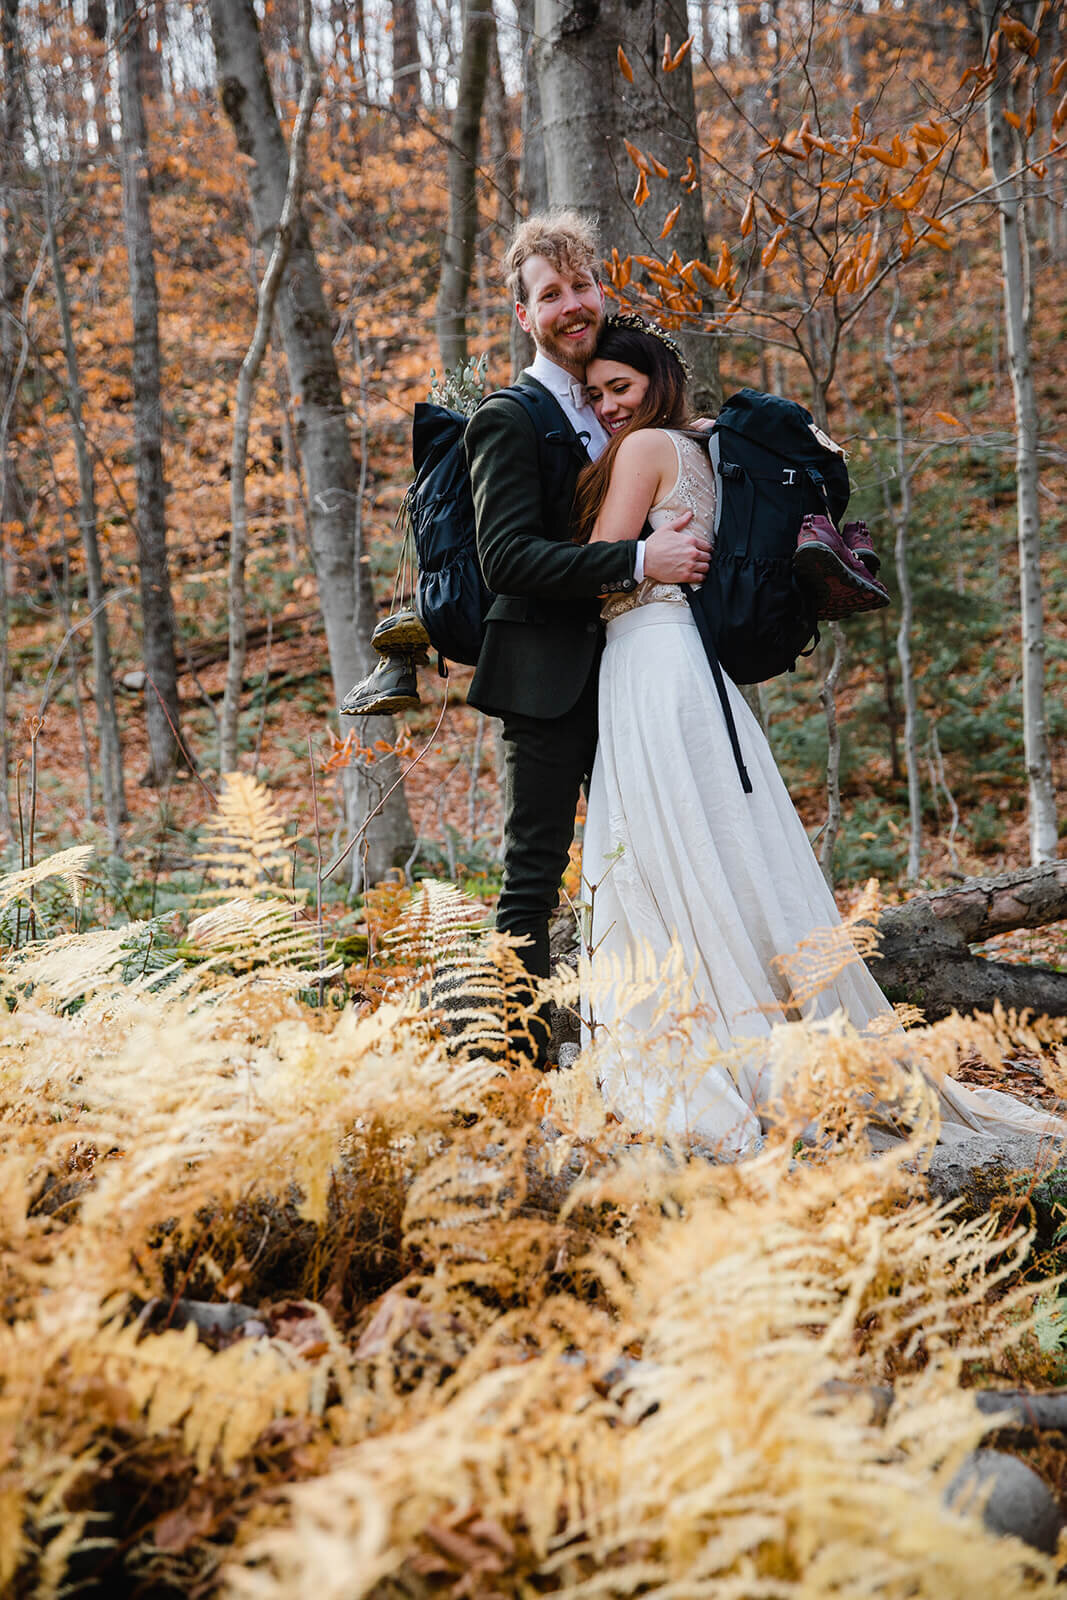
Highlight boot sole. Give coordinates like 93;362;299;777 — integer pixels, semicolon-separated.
339;691;421;716
794;544;890;620
372;616;432;652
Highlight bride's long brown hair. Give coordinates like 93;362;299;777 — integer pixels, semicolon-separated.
572;318;693;545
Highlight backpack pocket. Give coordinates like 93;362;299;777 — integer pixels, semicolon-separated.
695;551;817;684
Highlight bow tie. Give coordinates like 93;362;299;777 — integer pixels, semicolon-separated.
567;380;589;410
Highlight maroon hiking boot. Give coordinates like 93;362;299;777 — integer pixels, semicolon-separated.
841;520;880;576
793;514;891;621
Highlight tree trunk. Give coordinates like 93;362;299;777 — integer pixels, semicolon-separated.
209;0;415;888
220;0;319;775
116;0;184;786
980;0;1058;863
867;862;1067;1020
391;0;421;113
510;0;542;377
435;0;493;372
818;622;844;887
534;0;720;413
486;7;517;227
0;0;18;839
883;287;922;882
1033;0;1064;261
17;19;128;849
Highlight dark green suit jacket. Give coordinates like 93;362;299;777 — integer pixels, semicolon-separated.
465;376;639;720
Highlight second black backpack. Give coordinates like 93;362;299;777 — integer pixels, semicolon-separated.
404;384;573;669
686;388;851;686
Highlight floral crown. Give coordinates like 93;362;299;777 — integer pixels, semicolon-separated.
603;311;692;381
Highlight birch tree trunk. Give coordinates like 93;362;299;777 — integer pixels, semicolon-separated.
883;290;922;882
116;0;184;785
17;21;128;849
219;0;319;775
435;0;493;372
209;0;415;888
534;0;720;413
980;0;1058;863
818;622;845;887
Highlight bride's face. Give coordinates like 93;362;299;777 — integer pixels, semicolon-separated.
585;360;650;434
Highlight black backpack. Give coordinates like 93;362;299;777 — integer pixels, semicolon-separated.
683;389;852;791
402;384;575;669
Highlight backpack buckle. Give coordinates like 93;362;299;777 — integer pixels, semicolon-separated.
782;468;797;485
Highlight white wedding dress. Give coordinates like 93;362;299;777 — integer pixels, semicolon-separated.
581;430;1063;1157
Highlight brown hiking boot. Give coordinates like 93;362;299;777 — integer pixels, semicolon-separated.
841;520;881;576
794;515;891;621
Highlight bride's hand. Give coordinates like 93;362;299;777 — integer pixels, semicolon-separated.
643;513;711;585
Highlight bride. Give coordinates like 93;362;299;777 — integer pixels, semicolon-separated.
573;313;1061;1158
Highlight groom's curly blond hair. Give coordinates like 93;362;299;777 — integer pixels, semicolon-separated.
504;209;601;305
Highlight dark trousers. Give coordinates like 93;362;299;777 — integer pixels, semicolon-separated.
496;664;599;978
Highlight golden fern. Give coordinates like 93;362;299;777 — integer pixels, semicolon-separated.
0;843;94;918
197;772;300;898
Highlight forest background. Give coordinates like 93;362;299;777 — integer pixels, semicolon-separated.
3;3;1067;1595
2;0;1065;960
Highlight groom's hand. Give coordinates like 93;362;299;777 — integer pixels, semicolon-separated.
643;513;711;585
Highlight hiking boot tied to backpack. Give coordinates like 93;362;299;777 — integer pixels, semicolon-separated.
337;607;431;717
793;515;891;621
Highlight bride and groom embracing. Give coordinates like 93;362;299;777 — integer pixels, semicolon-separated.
463;208;1059;1158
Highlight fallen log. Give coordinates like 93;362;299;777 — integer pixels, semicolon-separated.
868;862;1067;1021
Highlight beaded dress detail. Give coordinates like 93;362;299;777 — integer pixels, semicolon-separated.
601;431;716;622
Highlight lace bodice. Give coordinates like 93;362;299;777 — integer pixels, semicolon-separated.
601;430;716;622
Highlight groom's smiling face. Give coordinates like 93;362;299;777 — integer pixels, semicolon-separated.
514;253;604;376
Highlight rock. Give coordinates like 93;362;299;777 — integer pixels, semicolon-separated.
924;1132;1066;1219
945;1448;1062;1555
120;669;147;691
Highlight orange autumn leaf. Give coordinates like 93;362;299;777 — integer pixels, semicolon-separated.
739;193;756;237
1055;91;1067;133
761;226;787;267
633;168;649;206
1003;108;1022;129
935;411;963;426
1024;104;1036;138
665;34;693;72
659;203;681;240
617;44;634;83
1000;17;1039;55
623;138;649;173
649;153;670;179
1053;58;1067;93
680;155;699;191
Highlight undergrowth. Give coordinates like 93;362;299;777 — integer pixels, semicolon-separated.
1;776;1066;1596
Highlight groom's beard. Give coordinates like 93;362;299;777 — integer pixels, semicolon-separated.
536;317;600;374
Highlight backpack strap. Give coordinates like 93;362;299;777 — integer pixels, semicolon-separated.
683;583;753;795
483;381;584;510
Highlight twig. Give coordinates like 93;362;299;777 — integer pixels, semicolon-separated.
324;694;449;883
308;732;326;1008
142;671;215;805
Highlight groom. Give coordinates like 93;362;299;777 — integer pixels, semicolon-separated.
465;210;711;1047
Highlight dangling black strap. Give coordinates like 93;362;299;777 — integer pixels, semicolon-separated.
683;584;753;795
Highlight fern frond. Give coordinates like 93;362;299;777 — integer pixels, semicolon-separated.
0;844;94;916
197;773;298;898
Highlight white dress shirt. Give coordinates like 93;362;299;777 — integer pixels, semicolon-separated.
524;351;645;581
